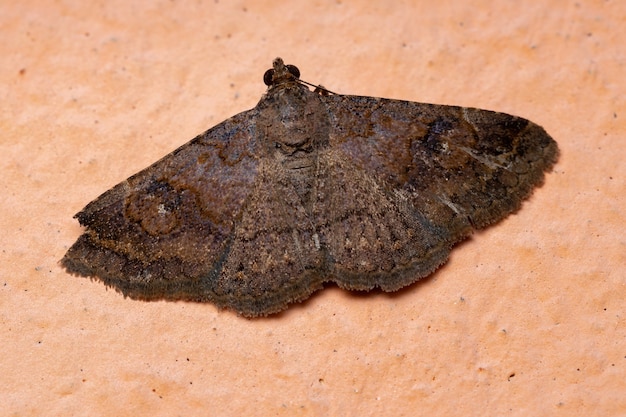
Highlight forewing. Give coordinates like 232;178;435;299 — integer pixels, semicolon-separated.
314;94;557;291
62;109;261;301
323;94;558;236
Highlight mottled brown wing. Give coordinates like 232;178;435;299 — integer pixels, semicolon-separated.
62;109;263;302
317;94;558;289
208;157;331;316
314;150;457;292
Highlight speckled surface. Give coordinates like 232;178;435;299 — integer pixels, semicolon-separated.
2;1;624;415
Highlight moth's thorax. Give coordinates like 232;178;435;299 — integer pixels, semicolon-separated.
257;83;330;170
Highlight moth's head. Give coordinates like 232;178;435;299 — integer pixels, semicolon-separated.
263;57;301;88
256;60;330;165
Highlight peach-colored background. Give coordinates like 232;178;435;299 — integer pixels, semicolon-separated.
2;1;624;416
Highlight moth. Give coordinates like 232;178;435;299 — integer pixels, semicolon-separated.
62;58;558;317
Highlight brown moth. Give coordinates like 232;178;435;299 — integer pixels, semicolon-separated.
62;58;558;317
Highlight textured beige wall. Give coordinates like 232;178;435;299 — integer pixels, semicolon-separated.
2;1;624;416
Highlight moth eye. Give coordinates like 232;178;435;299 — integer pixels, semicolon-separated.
275;142;282;148
286;64;300;79
263;69;274;86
